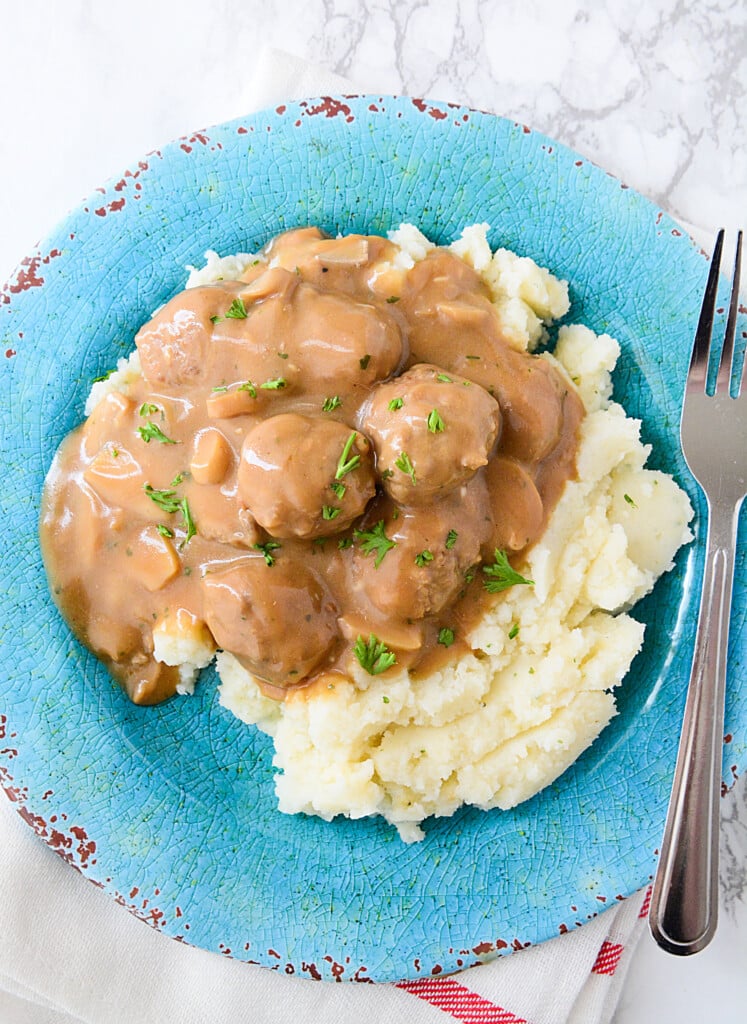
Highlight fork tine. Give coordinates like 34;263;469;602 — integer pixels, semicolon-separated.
689;229;724;391
716;229;743;395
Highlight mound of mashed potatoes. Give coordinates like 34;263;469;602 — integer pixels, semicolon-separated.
188;225;691;842
71;223;692;842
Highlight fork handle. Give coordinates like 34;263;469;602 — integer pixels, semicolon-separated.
648;500;742;955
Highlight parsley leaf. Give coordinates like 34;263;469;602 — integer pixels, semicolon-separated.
482;549;534;594
179;498;196;548
359;354;371;370
354;520;397;567
138;422;178;445
322;395;342;412
335;432;362;480
353;634;397;676
260;377;286;390
322;505;341;521
445;529;458;549
394;451;416;484
143;484;181;514
139;402;160;417
437;627;455;647
415;550;433;567
436;373;453;383
427;408;445;433
211;296;249;324
253;540;281;566
388;397;404;411
238;380;257;397
225;297;248;319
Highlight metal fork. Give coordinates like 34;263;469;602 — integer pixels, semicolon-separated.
649;229;746;955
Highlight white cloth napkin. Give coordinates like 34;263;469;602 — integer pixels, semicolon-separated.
0;48;650;1024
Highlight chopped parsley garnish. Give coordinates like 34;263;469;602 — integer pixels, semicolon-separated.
212;384;228;393
92;368;115;384
466;354;481;360
436;373;453;383
354;520;397;567
338;536;354;550
427;408;445;433
322;395;342;412
210;296;247;323
353;634;397;676
359;354;371;370
445;529;458;549
138;422;178;445
238;380;257;397
482;549;535;594
388;397;404;411
170;472;186;487
381;468;394;480
260;377;286;390
386;296;400;304
179;498;196;548
330;480;346;500
253;541;281;566
139;402;160;417
335;432;361;480
438;627;455;647
623;493;638;508
156;524;174;539
143;484;195;545
277;351;289;359
143;484;181;514
322;505;341;521
508;623;520;640
224;297;248;319
394;451;416;484
415;550;434;567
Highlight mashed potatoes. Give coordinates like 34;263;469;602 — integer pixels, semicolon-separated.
97;224;693;842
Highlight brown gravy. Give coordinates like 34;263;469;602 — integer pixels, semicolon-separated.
40;227;584;704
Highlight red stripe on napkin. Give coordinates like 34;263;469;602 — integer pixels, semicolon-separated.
397;977;529;1023
638;885;652;919
590;940;624;976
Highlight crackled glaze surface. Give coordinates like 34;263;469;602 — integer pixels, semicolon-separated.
1;96;745;983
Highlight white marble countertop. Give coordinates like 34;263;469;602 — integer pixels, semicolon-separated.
1;2;745;1022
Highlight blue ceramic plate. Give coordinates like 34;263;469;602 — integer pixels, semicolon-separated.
1;96;745;983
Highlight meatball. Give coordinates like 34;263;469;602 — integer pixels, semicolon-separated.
237;414;376;539
350;477;492;621
135;283;243;388
476;350;566;463
202;557;338;685
245;281;405;390
361;364;501;505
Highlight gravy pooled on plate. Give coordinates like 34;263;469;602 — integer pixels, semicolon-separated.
40;227;583;704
